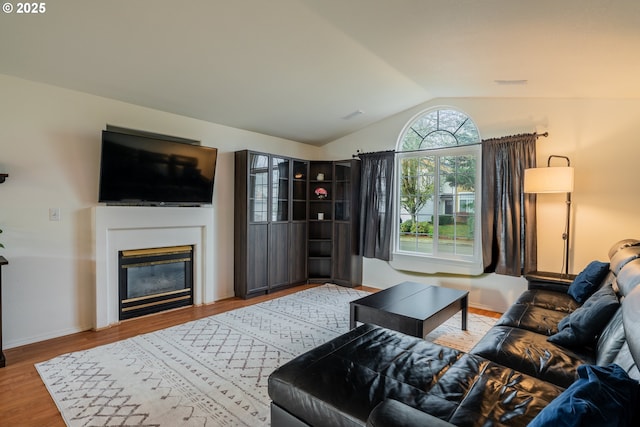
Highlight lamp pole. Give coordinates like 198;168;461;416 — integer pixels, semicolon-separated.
548;155;572;277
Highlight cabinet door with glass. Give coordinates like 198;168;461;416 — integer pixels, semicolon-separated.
235;151;269;297
235;150;308;298
269;156;290;288
247;153;270;294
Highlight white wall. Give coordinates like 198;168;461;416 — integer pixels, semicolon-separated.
0;74;320;348
321;98;640;312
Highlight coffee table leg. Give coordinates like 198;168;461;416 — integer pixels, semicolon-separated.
350;304;356;329
461;295;468;331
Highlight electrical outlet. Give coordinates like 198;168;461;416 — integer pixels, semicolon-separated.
49;207;61;221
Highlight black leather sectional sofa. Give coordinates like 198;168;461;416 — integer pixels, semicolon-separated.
268;239;640;426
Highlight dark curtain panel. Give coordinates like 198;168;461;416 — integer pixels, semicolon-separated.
482;134;537;276
359;151;395;260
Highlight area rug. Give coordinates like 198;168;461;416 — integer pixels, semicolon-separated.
36;284;497;427
426;310;498;352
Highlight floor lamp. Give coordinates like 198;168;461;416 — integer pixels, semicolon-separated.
524;155;575;276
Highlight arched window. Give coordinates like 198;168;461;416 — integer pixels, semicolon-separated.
394;108;482;274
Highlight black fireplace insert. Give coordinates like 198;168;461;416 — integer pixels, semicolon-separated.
118;245;194;320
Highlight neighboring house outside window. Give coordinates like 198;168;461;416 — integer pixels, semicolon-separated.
392;107;484;275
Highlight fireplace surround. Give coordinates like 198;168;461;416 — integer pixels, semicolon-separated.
93;206;215;329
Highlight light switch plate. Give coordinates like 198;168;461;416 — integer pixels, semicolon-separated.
49;207;60;221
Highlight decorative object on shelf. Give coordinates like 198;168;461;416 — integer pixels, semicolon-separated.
318;212;324;220
294;173;304;179
524;155;575;276
315;187;328;199
317;173;324;181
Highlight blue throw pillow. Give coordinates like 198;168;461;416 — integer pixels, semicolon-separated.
528;363;639;427
548;284;619;348
568;260;610;303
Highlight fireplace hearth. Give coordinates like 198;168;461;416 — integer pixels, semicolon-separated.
119;245;194;320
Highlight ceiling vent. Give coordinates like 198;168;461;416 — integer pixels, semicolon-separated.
494;79;528;85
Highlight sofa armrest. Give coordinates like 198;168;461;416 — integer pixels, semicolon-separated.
367;399;456;427
526;270;575;293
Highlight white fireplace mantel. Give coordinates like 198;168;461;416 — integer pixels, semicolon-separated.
93;206;215;329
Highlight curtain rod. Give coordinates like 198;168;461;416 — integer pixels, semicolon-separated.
352;149;395;158
352;132;548;158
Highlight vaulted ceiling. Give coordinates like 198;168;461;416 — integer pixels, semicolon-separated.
2;0;639;145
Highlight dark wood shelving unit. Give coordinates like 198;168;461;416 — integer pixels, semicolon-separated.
308;162;334;281
307;160;362;287
1;174;8;365
235;151;363;298
0;256;7;367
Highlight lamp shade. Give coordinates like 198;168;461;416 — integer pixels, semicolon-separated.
524;166;574;193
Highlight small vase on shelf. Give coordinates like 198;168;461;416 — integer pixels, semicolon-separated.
314;187;328;199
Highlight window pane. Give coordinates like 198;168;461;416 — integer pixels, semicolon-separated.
424;131;457;147
457;120;481;144
399;156;435;255
400;109;480;151
250;154;269;222
397;151;477;258
439;110;467;133
436;154;476;257
271;157;289;221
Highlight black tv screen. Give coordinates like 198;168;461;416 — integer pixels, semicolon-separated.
98;130;218;205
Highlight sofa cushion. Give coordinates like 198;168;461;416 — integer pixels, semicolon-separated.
470;325;594;388
423;353;564;426
595;308;627;365
366;399;456;427
496;304;566;336
616;258;640;297
528;363;639;427
613;342;640;382
513;289;579;313
607;238;640;259
622;286;640;380
567;260;609;303
548;284;619;349
610;245;640;275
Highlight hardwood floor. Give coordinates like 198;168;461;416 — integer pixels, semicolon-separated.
0;284;500;426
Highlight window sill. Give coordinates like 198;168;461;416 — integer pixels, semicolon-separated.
389;252;484;276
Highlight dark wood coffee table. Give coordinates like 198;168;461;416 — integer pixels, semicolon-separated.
350;281;468;338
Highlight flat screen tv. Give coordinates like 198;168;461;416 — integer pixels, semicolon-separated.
98;130;218;206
